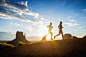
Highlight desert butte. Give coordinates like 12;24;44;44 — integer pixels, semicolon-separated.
0;38;86;57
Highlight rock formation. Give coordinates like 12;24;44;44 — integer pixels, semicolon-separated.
8;31;30;45
15;31;27;42
63;34;72;39
83;35;86;38
71;36;77;39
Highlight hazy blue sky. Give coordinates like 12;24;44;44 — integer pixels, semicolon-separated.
0;0;86;41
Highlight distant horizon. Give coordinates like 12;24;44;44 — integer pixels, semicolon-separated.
0;31;84;41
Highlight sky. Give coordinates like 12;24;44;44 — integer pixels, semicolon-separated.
0;0;86;41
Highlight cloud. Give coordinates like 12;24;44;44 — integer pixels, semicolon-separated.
74;19;77;23
79;27;82;28
83;30;85;31
0;8;39;22
10;23;22;26
67;16;75;18
75;30;77;31
0;0;39;22
0;15;15;19
80;17;86;19
10;23;33;31
24;25;33;32
30;7;32;11
68;19;74;22
0;0;28;13
40;17;44;20
0;31;15;34
79;27;82;30
65;19;79;26
64;22;79;26
82;9;86;11
67;16;75;19
67;16;72;18
0;31;15;40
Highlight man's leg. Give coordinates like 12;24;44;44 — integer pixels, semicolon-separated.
54;33;60;39
51;32;53;40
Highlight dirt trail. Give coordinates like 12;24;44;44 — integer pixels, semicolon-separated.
0;39;86;57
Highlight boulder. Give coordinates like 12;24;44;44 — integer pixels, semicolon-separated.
63;34;72;39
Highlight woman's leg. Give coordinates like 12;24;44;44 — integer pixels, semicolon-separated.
56;33;60;36
54;29;60;39
61;30;64;40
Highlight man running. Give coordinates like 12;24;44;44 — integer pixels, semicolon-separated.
47;22;53;40
54;21;64;40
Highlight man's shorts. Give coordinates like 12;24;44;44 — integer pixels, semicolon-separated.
59;29;63;34
48;30;53;35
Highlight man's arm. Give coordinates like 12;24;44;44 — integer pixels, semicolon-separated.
52;26;53;28
47;25;49;28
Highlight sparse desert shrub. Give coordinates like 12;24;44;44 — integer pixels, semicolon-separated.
63;39;66;40
71;36;73;39
0;42;14;50
17;41;25;46
0;42;2;47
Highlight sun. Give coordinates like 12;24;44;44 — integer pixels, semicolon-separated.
38;26;52;40
46;34;51;40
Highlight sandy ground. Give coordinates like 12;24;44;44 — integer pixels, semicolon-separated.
0;38;86;57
